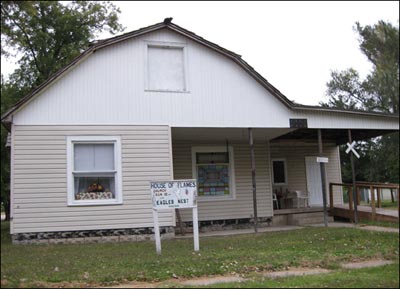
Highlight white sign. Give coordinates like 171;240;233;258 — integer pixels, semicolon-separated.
345;141;360;159
317;157;329;163
150;179;199;255
150;180;197;209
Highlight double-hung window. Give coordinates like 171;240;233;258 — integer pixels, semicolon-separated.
192;146;236;200
67;136;122;206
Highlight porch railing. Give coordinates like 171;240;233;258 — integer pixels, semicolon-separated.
329;182;399;221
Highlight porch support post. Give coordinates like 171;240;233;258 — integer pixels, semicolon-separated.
317;129;328;227
348;129;359;224
248;128;258;233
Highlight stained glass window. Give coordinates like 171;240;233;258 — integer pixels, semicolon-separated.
196;152;230;197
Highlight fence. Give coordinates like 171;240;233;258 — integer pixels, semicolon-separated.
329;182;399;221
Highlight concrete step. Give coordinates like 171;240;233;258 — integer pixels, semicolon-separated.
287;212;333;225
293;217;334;226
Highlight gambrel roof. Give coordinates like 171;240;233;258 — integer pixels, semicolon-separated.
1;18;398;129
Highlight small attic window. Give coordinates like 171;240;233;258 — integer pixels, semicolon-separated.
146;43;188;92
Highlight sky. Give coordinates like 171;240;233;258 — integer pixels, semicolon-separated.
1;1;399;105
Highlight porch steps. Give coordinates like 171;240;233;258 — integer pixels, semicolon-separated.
287;212;334;226
273;208;333;226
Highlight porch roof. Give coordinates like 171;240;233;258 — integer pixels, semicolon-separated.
172;127;397;145
272;128;398;145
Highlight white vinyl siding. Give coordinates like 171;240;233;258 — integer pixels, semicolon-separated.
12;29;292;128
173;141;272;222
11;125;174;234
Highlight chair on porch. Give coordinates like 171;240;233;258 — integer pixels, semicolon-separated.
293;190;309;208
273;193;280;210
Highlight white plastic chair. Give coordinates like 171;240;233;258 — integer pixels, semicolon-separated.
293;190;309;208
273;193;280;209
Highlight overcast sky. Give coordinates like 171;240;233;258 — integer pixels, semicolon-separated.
1;1;399;105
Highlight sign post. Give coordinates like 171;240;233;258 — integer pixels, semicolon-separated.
150;179;199;254
152;208;162;255
346;132;359;224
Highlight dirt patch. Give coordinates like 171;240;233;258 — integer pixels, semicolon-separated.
180;275;245;286
341;259;394;269
262;268;332;278
102;281;162;288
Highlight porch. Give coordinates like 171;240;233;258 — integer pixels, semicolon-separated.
170;126;397;232
174;207;331;235
171;127;342;229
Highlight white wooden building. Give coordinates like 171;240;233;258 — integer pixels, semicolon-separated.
2;18;398;243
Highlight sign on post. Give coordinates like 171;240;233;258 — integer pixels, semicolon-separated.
316;157;329;163
150;180;199;254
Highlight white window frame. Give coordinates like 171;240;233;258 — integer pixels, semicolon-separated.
271;158;288;185
144;40;190;93
191;146;236;201
67;136;123;206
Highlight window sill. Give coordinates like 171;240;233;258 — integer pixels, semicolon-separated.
198;195;235;202
68;200;123;206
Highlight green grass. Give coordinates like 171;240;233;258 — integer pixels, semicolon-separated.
1;221;399;288
359;219;399;229
380;200;398;209
180;264;399;288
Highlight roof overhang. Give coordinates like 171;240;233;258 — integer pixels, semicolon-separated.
272;128;398;145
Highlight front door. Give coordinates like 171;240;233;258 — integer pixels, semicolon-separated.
305;156;323;206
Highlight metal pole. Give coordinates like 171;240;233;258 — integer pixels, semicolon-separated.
248;128;258;233
318;129;328;227
348;129;358;224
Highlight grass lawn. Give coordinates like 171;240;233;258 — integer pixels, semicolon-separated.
1;221;399;288
359;219;399;228
178;264;399;288
380;200;398;210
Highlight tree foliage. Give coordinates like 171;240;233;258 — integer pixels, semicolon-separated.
1;1;124;88
0;1;124;221
322;20;399;184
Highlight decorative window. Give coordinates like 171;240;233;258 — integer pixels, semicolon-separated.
192;147;235;200
145;42;188;92
272;159;287;185
67;136;122;206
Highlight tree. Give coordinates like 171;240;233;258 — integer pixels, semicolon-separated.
1;1;124;88
0;1;124;221
322;20;399;184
